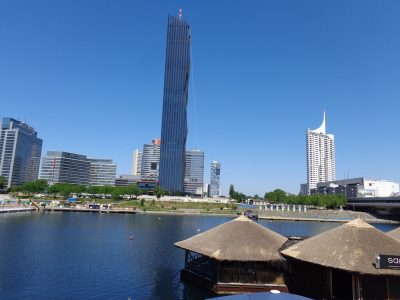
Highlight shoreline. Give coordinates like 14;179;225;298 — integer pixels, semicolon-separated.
1;205;398;224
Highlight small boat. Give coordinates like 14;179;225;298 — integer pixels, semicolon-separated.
244;210;258;220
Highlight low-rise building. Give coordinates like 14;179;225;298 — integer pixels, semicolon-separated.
115;175;141;187
313;177;399;198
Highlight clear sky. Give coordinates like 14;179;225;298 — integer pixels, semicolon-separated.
1;0;400;196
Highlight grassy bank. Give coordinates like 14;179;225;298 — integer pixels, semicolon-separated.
113;199;239;214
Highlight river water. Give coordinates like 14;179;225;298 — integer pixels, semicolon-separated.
0;212;397;300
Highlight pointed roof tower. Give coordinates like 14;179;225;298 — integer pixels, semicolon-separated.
310;110;326;134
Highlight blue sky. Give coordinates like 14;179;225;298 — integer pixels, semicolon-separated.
1;1;400;195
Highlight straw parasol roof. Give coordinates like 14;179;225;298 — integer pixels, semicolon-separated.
174;215;288;262
387;226;400;241
281;219;400;275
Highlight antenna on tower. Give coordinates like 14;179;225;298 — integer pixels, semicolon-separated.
179;8;183;19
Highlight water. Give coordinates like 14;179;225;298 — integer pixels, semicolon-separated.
0;212;397;300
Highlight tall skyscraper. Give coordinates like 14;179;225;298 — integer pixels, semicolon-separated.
140;139;161;181
210;161;221;197
159;11;191;194
306;111;336;194
0;118;42;188
184;150;204;195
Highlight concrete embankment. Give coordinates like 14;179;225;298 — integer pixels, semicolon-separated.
258;209;398;224
0;206;36;214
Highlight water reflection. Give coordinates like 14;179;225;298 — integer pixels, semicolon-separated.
0;213;396;300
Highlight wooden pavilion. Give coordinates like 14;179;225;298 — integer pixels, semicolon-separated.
174;215;288;294
387;226;400;241
281;219;400;300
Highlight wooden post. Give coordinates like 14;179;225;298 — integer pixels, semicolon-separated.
328;269;333;299
386;278;390;300
217;261;220;283
352;274;362;300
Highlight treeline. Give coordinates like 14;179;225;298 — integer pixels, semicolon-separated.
264;189;346;208
229;184;346;208
10;179;169;200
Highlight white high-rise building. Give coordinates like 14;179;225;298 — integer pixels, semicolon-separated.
132;149;142;176
210;161;221;197
184;150;204;196
306;111;336;194
140;139;160;181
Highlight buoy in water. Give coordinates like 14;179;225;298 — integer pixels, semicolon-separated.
197;228;200;232
129;235;134;240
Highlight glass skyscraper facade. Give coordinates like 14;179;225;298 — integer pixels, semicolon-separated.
0;118;42;188
159;13;191;193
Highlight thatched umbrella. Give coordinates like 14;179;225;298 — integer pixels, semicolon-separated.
175;215;289;294
175;214;287;262
281;219;400;299
387;226;400;241
281;218;400;275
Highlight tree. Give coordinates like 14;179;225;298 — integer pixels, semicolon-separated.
18;180;49;195
98;186;113;198
111;187;124;201
0;176;7;191
264;189;287;203
154;187;168;199
228;184;248;202
125;184;142;199
87;185;101;196
229;184;235;198
47;184;61;196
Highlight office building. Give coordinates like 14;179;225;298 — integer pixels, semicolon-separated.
299;183;308;195
0;118;42;188
159;11;191;193
40;151;90;185
41;151;116;186
141;139;161;181
88;158;116;186
184;150;204;196
132;149;142;176
306;111;336;194
314;178;400;198
203;183;209;197
210;161;221;197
